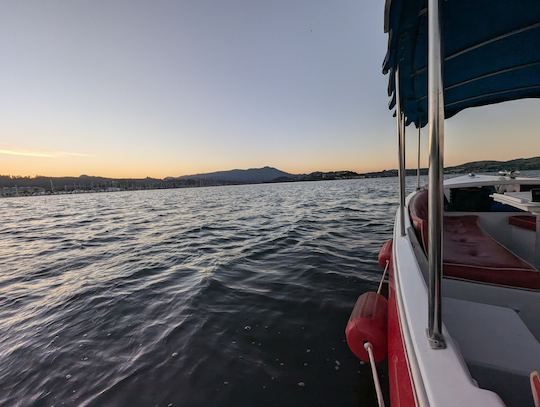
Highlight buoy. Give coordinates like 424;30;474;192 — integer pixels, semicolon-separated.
345;292;388;362
378;239;393;268
531;371;540;407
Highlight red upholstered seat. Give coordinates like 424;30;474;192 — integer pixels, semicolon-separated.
509;215;537;231
409;190;430;250
409;190;540;289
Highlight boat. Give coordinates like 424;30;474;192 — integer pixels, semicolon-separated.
345;1;540;406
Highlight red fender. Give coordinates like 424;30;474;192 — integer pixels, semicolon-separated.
345;292;388;362
532;371;540;407
378;239;393;268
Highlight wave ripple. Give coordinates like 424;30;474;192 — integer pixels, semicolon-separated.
0;179;400;406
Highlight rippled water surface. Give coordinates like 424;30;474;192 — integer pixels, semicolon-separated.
0;179;404;407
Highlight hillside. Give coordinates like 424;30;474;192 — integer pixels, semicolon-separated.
3;156;540;197
172;166;293;184
445;156;540;173
362;156;540;178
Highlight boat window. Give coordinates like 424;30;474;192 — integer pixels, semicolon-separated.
449;187;493;211
517;184;540;192
448;186;524;212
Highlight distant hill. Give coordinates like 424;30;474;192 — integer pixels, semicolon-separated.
171;166;293;184
173;167;363;184
272;170;361;182
445;156;540;173
362;156;540;178
3;156;540;197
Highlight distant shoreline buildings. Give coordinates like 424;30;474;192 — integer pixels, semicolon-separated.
2;156;539;198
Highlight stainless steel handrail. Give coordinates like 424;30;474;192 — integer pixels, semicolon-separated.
416;126;421;190
426;0;446;349
395;68;406;237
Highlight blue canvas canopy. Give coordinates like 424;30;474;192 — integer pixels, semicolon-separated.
383;0;540;128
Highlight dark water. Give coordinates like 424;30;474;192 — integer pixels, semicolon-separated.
0;178;404;407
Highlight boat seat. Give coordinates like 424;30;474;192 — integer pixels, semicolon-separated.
409;190;540;289
443;297;540;407
509;215;537;232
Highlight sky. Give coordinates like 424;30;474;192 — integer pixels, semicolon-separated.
1;0;539;178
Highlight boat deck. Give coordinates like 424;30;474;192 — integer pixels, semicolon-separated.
406;181;540;406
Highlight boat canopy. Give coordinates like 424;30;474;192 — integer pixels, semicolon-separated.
383;0;540;128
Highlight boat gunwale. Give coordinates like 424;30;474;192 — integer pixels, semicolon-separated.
390;190;507;406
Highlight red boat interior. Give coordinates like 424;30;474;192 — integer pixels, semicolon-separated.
407;188;540;406
409;189;540;289
509;215;537;232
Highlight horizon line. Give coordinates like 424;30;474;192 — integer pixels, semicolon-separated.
2;154;538;180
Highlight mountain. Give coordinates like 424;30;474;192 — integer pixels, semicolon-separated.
172;166;293;184
273;170;361;182
445;156;540;173
362;156;540;178
3;156;540;197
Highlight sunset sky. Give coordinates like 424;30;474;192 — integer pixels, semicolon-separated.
2;0;540;178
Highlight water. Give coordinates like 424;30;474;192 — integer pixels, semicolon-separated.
0;178;404;407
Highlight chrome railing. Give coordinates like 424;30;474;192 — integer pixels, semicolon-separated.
426;0;446;349
395;68;406;237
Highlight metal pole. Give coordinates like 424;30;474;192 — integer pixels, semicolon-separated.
416;127;421;190
427;0;446;349
401;112;406;224
535;216;540;270
395;68;406;236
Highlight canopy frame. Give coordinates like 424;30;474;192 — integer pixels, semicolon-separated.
426;0;446;349
384;0;540;128
396;68;406;237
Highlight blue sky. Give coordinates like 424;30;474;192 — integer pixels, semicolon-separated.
1;0;539;177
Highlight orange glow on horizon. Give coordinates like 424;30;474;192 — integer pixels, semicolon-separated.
3;99;540;179
3;150;540;179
